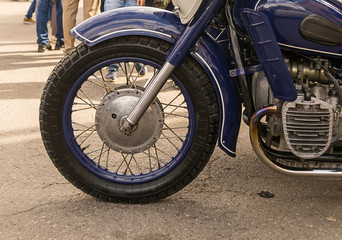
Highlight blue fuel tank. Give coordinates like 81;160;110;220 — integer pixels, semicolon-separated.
233;0;342;58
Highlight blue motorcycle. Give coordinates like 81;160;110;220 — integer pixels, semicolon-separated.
40;0;342;202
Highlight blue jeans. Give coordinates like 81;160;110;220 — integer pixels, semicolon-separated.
104;0;136;11
36;0;63;45
26;0;52;20
25;0;36;19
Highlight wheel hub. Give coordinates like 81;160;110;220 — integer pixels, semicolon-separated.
95;88;163;154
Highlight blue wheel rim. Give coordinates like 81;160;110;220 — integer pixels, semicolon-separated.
62;58;195;184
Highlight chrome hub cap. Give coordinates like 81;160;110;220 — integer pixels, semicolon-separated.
95;88;163;154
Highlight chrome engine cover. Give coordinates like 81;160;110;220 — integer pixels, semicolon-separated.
282;95;333;159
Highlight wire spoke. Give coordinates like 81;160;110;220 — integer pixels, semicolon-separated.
140;148;167;165
76;92;97;110
97;142;106;166
130;63;146;89
118;153;134;175
105;146;110;169
153;144;161;168
72;106;96;112
161;103;188;109
162;92;182;111
160;83;175;92
119;62;135;85
158;135;187;140
163;122;186;143
74;129;96;132
72;121;94;129
92;71;115;93
163;112;189;119
132;154;143;174
163;100;187;120
75;124;96;139
160;132;180;151
73;102;100;106
162;126;188;130
148;148;152;171
84;148;102;157
86;78;116;93
98;68;117;93
78;127;96;145
153;144;171;162
124;154;135;175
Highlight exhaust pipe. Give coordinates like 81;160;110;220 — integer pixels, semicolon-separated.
249;105;342;177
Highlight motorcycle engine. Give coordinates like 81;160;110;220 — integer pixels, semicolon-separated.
253;57;342;159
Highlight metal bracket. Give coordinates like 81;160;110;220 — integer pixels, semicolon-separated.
229;64;263;77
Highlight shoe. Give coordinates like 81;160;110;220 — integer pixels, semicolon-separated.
38;43;52;52
23;17;35;24
134;63;147;76
55;40;64;50
105;69;118;81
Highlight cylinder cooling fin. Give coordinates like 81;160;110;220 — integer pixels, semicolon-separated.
282;96;333;159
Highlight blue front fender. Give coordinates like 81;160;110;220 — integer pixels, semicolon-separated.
72;7;184;46
72;7;241;157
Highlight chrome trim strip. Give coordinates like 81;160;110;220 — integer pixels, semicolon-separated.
195;53;236;155
73;28;172;44
279;43;342;57
254;0;262;10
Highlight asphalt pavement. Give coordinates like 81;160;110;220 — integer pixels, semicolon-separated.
1;0;342;239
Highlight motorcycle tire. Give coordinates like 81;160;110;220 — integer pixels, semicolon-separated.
40;36;219;203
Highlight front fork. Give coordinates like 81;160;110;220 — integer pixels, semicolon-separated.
120;62;175;134
120;0;225;134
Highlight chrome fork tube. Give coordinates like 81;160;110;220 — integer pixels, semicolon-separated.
250;105;342;177
120;62;175;132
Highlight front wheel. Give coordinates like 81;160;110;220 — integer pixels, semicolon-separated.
40;37;219;203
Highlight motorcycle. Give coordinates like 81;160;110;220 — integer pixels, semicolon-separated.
40;0;342;203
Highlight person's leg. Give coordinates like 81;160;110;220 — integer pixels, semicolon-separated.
104;0;124;11
36;0;51;47
134;63;147;75
145;0;153;6
63;0;79;53
50;1;57;36
25;0;37;19
48;1;52;21
100;0;104;12
55;0;64;49
83;0;94;20
124;0;136;7
106;64;119;80
104;0;124;80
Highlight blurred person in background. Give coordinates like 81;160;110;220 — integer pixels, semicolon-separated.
36;0;63;52
23;0;36;24
62;0;96;54
145;0;172;10
103;0;146;81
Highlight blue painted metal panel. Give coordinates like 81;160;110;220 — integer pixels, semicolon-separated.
72;7;184;46
234;0;342;58
71;6;241;156
166;0;224;67
241;8;297;102
193;33;241;157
